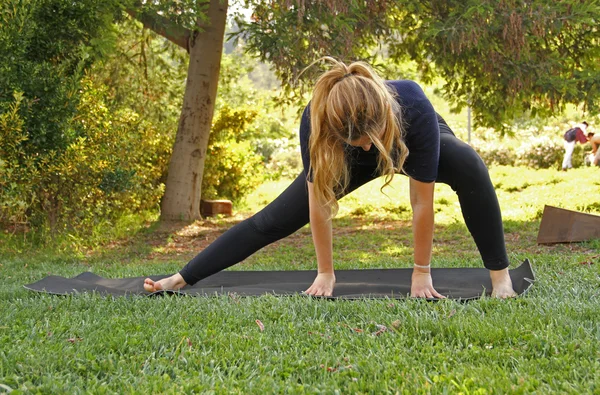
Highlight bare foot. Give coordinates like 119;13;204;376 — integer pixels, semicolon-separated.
489;268;517;299
143;273;187;293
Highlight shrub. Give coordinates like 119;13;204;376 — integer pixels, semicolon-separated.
201;50;298;202
513;135;588;169
471;141;516;166
571;144;588;168
0;92;39;228
201;106;265;203
0;0;122;157
0;77;172;232
40;77;171;231
202;140;265;203
263;138;303;180
0;0;157;233
515;136;563;169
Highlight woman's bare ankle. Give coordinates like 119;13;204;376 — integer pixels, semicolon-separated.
165;273;187;290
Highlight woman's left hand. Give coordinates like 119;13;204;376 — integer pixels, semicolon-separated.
409;178;440;298
305;272;336;297
411;270;446;299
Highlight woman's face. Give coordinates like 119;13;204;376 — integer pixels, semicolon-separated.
348;135;373;151
348;127;385;152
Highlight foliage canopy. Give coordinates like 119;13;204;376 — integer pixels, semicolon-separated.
235;0;600;128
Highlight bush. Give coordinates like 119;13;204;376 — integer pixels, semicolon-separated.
571;144;588;168
42;77;170;230
0;0;122;157
0;0;156;233
202;140;265;203
471;141;516;166
263;138;303;180
265;147;303;180
514;136;563;169
0;77;172;232
0;92;38;228
201;106;265;203
200;50;299;202
514;135;589;169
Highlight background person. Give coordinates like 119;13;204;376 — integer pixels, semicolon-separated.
588;132;600;166
562;122;589;171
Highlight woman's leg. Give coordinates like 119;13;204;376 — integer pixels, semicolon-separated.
435;129;509;271
177;169;377;285
178;173;311;285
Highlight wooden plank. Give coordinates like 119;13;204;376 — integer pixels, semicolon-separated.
537;205;600;244
200;199;233;217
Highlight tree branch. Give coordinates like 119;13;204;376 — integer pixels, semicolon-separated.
126;7;191;52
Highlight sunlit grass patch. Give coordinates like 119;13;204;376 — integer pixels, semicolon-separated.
2;165;600;393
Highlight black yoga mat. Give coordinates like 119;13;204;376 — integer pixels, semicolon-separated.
24;259;534;300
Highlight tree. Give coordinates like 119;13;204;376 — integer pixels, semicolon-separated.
388;0;600;129
236;0;600;130
0;0;122;155
126;0;598;222
126;0;228;221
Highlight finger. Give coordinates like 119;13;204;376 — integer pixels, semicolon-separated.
428;286;445;299
433;291;446;299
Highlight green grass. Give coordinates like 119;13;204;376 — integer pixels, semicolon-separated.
2;166;600;393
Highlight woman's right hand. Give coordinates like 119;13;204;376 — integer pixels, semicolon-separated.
306;181;336;297
411;270;445;299
305;272;336;296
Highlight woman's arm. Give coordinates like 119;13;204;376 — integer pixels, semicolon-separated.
409;178;445;299
304;181;336;296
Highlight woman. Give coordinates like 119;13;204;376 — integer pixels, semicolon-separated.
144;58;517;299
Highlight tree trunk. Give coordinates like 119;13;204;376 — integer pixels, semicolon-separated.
160;0;228;221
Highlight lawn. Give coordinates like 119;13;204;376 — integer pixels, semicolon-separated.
1;166;599;394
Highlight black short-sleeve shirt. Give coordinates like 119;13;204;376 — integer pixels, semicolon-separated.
299;80;441;183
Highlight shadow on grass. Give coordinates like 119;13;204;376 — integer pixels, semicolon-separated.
3;213;598;300
78;213;598;270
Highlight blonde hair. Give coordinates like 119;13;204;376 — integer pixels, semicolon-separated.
308;57;408;217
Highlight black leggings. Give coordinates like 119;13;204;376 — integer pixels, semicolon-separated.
179;129;508;285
